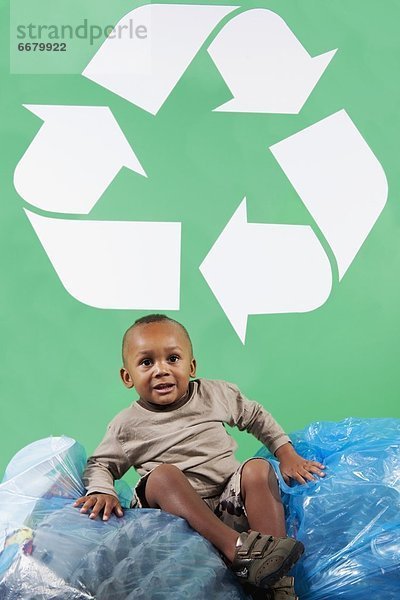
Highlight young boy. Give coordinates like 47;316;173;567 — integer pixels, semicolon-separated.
75;315;325;599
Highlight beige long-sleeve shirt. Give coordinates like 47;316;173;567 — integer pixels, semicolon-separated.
83;378;290;499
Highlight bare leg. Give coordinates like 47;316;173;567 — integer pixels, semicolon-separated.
240;459;286;537
145;464;239;561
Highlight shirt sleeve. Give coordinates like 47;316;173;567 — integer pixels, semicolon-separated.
222;382;291;455
82;423;132;499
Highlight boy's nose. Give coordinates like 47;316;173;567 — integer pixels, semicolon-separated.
154;362;170;376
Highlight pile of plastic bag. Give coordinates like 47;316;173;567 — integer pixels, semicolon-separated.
0;437;246;600
257;417;400;598
0;418;399;598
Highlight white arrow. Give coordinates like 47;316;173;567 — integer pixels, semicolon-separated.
270;110;388;279
14;105;146;215
208;9;336;113
83;4;238;115
200;199;332;343
25;210;181;310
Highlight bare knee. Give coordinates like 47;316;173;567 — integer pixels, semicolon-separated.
242;459;271;484
145;464;185;506
147;464;185;491
148;463;183;483
241;459;277;500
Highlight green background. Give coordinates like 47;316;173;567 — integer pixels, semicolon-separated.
1;0;399;487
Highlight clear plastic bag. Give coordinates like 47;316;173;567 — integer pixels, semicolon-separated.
0;436;246;600
256;417;400;598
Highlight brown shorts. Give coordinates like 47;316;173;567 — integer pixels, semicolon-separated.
132;457;272;534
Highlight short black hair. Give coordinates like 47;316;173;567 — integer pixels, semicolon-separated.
122;314;193;365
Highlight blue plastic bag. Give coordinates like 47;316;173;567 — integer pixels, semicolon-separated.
256;417;400;599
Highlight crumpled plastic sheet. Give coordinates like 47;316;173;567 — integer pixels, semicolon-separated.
0;418;399;599
0;436;246;600
256;417;400;599
1;505;247;600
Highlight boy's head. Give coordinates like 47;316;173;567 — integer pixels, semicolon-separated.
120;315;196;407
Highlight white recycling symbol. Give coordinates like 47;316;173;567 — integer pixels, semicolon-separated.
14;4;388;343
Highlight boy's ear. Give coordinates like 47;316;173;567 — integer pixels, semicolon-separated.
190;358;197;378
120;367;134;389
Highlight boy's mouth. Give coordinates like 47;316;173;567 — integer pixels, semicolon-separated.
153;383;175;394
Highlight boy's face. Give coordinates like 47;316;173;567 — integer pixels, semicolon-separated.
120;321;196;406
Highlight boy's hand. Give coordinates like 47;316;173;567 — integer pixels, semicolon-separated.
73;493;124;521
275;443;326;485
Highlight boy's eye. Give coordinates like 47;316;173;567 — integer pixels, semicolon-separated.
140;359;152;367
169;355;179;363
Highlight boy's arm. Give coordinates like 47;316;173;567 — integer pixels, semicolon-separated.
224;383;325;484
75;423;132;520
224;383;290;453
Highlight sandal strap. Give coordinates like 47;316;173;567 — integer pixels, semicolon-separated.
252;535;274;557
236;532;273;558
236;531;260;557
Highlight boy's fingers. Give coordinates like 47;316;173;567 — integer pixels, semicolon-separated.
74;495;122;519
302;462;325;477
102;500;115;521
308;465;325;477
73;496;86;506
80;497;97;513
89;499;105;519
309;461;326;471
294;472;307;485
280;457;326;485
301;470;316;482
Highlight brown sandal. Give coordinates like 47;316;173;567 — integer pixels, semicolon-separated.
231;531;304;589
269;576;299;600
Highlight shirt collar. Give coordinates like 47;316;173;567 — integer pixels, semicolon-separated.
137;380;195;412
